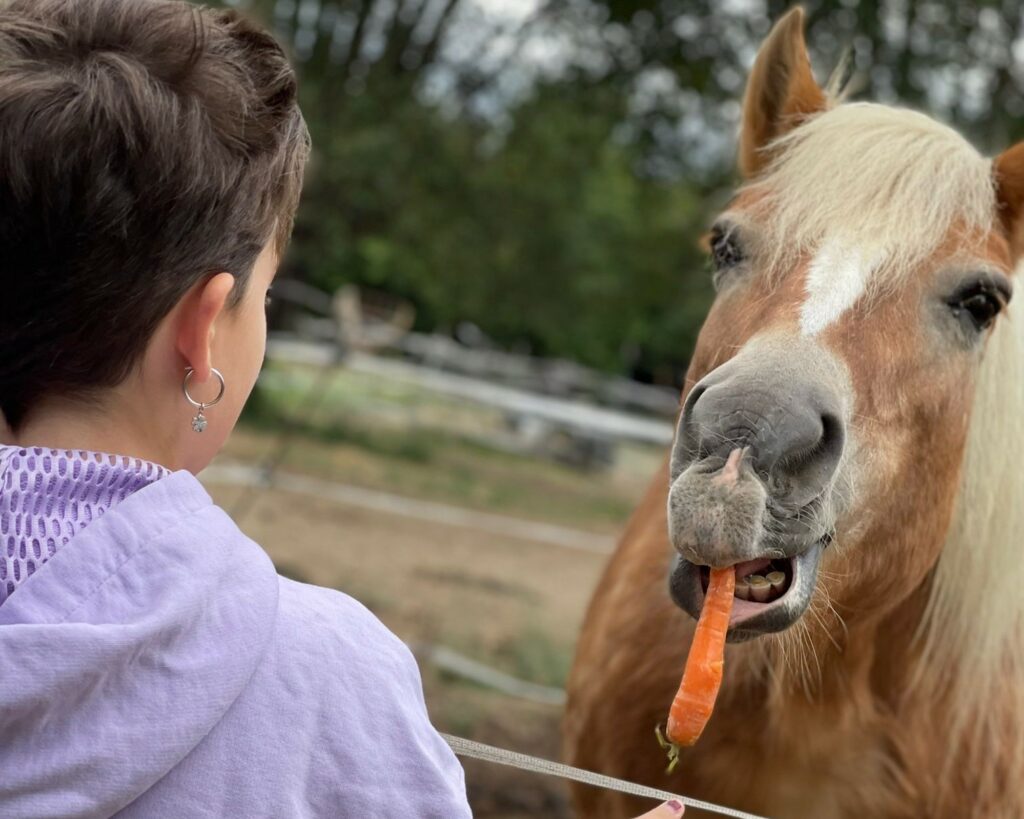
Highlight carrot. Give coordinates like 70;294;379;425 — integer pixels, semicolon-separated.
656;566;735;773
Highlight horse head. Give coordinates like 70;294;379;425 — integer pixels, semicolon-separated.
667;8;1024;664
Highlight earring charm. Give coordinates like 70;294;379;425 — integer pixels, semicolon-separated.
183;367;226;433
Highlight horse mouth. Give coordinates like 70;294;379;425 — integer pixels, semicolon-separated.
668;541;824;641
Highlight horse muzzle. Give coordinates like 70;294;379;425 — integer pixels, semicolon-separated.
665;334;849;639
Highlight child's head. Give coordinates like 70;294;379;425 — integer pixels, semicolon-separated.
0;0;309;470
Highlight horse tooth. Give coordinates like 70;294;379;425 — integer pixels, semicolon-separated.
766;571;786;593
734;579;751;601
748;576;771;603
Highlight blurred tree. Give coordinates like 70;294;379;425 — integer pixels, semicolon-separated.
581;0;1024;175
211;0;1024;385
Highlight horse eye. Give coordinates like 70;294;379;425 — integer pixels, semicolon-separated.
961;293;1000;329
710;226;744;272
949;281;1008;332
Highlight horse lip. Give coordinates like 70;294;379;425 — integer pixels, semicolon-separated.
668;541;824;643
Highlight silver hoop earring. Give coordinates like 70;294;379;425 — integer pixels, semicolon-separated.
183;367;226;433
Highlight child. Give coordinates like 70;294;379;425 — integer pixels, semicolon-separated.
0;1;682;816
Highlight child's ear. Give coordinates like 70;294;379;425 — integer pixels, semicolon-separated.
739;6;828;178
176;272;235;383
994;142;1024;261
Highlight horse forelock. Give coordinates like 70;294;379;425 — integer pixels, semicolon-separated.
743;102;998;293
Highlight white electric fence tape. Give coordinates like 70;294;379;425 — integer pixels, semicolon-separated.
442;733;771;819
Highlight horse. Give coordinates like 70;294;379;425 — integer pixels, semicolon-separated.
563;8;1024;818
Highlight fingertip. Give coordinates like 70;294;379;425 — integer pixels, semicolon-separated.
647;799;684;817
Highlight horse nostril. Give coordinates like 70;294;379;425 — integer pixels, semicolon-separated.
773;409;845;492
682;383;707;418
676;383;713;465
820;412;844;460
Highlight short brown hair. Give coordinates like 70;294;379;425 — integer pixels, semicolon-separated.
0;0;310;430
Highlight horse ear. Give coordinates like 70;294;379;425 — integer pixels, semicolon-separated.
994;142;1024;259
740;6;827;178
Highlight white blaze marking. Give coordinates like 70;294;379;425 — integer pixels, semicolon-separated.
800;241;878;336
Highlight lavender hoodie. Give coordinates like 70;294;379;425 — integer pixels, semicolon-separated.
0;466;471;818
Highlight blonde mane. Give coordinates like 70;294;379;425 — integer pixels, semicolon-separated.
918;296;1024;801
745;103;996;286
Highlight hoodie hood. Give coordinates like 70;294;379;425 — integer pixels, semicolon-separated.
0;470;278;818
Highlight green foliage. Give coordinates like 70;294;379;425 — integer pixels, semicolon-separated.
211;0;1023;382
294;75;710;372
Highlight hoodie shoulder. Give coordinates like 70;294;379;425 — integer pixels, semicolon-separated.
269;577;471;814
122;575;471;819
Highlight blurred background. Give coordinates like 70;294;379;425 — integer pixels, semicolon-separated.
198;0;1024;814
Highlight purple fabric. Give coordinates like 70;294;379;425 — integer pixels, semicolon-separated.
0;468;471;818
0;446;169;606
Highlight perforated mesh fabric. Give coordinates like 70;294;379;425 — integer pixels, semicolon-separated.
0;446;169;605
